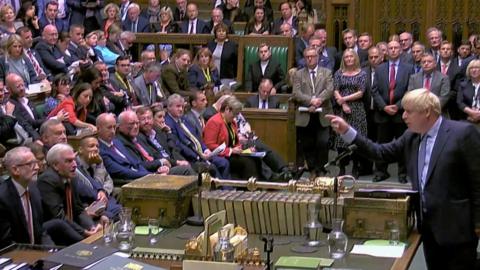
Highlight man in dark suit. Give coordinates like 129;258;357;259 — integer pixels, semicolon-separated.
38;1;67;34
17;27;51;81
67;25;89;62
244;79;280;109
184;91;208;137
371;40;414;183
292;47;333;177
109;55;140;107
359;46;383;176
407;53;450;110
133;62;165;106
437;41;465;119
117;110;195;176
161;49;191;97
297;34;337;71
38;144;105;244
411;42;425;73
39;119;67;155
7;73;48;142
455;40;474;69
338;28;368;67
35;25;70;74
0;147;54;248
205;8;234;34
180;3;208;34
245;43;286;93
165;94;230;179
96;113;151;183
426;27;442;63
399;32;414;65
272;2;297;36
121;3;150;33
243;0;273;24
173;0;188;22
294;23;315;68
327;89;480;270
75;136;122;221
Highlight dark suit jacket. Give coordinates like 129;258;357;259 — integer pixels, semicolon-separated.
272;16;298;35
0;110;17;145
371;61;414;123
99;138;150;181
116;133;163;173
122;16;151;33
297;47;337;71
179;19;209;34
138;128;185;166
244;59;285;92
109;72;140;106
437;59;463;93
173;7;187;22
67;0;104;27
205;19;234;34
37;167;95;235
244;95;280;109
161;63;190;96
25;48;52;80
133;74;164;106
457;79;477;119
187;64;221;90
353;119;480;246
34;40;69;74
0;179;46;247
407;70;450;108
165;113;207;162
294;37;307;67
184;110;205;139
361;65;375;111
207;40;238;79
38;16;66;33
67;42;88;62
9;96;44;140
0;55;40;85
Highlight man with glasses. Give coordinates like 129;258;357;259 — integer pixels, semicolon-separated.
399;32;414;65
109;55;140;108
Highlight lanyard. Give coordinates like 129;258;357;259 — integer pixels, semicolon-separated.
202;68;211;83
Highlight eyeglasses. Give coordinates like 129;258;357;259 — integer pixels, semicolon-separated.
15;160;39;168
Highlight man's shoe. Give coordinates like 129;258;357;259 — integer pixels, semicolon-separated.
372;173;389;182
398;175;408;184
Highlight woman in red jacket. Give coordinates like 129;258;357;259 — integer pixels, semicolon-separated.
48;82;97;134
203;96;260;179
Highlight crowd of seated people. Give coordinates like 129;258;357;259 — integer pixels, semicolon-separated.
1;0;480;250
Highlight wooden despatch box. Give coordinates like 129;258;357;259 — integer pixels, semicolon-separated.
343;196;414;241
121;175;198;227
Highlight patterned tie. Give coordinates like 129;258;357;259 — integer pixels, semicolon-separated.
179;121;203;154
26;50;44;77
23;190;34;244
424;74;431;90
134;140;154;161
64;181;73;222
389;63;396;104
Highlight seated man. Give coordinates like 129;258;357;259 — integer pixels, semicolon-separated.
165;94;230;179
116;110;195;176
38;144;105;245
109;55;141;107
161;49;191;97
133;61;166;107
244;79;280;109
0;147;54;247
245;43;286;93
39;119;67;154
75;136;122;221
34;25;71;74
97;113;150;183
137;107;194;173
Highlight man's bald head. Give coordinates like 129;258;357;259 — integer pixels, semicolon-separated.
6;73;26;98
42;25;58;46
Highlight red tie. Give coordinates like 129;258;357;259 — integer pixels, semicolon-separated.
424;74;431;90
65;181;73;222
135;141;154;161
26;50;44;77
23;190;34;244
389;63;396;104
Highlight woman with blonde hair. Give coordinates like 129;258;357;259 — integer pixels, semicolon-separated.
102;3;121;39
0;34;40;85
457;59;480;125
332;48;367;177
0;4;18;37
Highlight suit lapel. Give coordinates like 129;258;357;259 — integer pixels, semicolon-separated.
7;180;29;238
425;121;450;185
412;135;421;190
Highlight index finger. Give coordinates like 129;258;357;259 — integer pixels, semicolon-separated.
325;114;337;121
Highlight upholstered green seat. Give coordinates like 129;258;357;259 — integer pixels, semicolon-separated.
243;45;288;84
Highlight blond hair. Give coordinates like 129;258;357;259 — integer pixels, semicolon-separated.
402;88;441;116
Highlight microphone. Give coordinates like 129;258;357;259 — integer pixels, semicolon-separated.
324;144;358;169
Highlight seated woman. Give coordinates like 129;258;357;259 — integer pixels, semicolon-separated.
457;59;480;125
295;0;319;25
102;3;120;39
0;4;19;39
95;31;120;68
244;7;271;35
207;23;238;86
15;1;40;37
77;67;111;123
44;73;71;116
188;48;221;92
150;6;179;58
203;96;260;179
48;82;97;134
0;34;40;86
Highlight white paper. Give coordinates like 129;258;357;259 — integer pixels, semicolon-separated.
350;244;405;258
298;106;323;112
27;83;44;95
210;143;226;156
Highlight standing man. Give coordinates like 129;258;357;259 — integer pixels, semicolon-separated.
327;89;480;270
426;27;442;63
245;43;286;93
399;32;414;64
293;47;333;177
161;49;191;97
339;28;368;65
411;42;426;73
371;40;413;183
